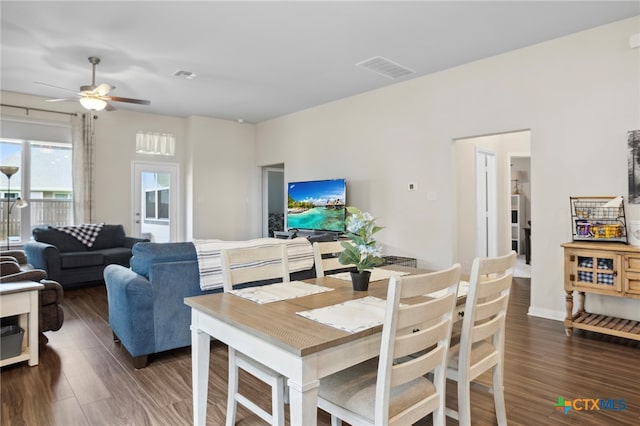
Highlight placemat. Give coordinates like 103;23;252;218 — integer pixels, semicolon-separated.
229;281;334;304
296;296;388;333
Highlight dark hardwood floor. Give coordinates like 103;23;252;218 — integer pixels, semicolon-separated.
2;277;639;425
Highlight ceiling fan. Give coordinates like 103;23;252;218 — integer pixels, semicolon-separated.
35;56;150;111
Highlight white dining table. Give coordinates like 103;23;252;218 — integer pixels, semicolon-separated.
185;266;465;425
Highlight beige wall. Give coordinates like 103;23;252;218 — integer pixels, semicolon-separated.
185;116;258;241
256;17;640;321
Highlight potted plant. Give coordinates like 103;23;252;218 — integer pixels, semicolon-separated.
338;207;384;291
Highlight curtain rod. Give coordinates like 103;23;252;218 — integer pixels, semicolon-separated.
1;103;78;117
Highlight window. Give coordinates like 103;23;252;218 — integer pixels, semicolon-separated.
145;188;170;221
142;172;170;222
1;138;73;245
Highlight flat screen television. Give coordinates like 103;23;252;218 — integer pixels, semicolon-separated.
287;178;347;233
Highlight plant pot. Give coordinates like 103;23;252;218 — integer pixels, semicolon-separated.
350;270;371;291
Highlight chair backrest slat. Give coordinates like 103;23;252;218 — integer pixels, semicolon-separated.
221;244;290;292
313;241;349;277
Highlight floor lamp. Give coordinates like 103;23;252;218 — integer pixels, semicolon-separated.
1;166;28;250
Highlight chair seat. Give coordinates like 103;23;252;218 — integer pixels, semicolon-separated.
319;357;436;423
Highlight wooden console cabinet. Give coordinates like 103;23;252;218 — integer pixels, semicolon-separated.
562;241;640;340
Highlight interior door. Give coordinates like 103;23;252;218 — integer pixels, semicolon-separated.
132;162;179;242
476;148;498;258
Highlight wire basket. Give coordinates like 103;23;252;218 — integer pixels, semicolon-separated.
570;196;627;243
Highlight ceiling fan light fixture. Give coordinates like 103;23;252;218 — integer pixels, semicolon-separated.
79;96;107;111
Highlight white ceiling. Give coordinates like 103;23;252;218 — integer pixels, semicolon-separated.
2;1;638;123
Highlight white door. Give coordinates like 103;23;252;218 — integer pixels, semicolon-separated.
476;148;498;258
132;162;179;242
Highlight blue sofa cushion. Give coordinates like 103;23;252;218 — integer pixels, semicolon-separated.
130;242;197;278
91;225;127;250
60;252;104;269
33;227;88;252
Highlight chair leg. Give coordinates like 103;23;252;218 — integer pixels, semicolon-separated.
432;407;445;426
493;364;508;426
226;347;239;426
457;380;472;426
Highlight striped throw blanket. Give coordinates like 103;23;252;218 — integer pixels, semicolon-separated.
192;237;314;291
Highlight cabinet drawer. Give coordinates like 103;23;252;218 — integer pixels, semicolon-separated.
626;256;640;271
625;271;640;294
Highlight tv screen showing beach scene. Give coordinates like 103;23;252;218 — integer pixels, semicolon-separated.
287;179;346;232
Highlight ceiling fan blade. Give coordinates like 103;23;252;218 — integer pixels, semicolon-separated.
34;81;79;94
107;96;150;105
45;97;77;102
94;83;114;96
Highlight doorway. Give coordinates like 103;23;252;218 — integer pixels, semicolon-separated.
262;165;285;237
454;130;531;273
132;162;179;242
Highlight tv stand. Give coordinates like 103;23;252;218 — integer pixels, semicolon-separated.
273;230;297;239
274;229;341;242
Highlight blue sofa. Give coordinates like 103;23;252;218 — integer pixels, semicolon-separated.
104;241;315;368
24;224;148;289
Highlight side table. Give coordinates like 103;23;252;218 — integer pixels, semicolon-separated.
0;280;44;367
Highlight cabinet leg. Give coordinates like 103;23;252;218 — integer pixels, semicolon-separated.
564;290;574;336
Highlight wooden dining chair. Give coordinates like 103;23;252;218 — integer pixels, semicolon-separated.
312;241;348;277
445;251;516;426
220;244;290;426
317;264;461;426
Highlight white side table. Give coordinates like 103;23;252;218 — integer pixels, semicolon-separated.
0;280;44;367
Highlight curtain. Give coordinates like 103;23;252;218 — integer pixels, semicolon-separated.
136;131;176;156
70;113;95;224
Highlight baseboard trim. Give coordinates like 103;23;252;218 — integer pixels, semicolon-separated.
527;306;565;321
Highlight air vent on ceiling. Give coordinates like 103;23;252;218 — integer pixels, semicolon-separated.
356;56;415;79
172;70;197;80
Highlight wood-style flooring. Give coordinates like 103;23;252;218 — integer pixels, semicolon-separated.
2;277;639;425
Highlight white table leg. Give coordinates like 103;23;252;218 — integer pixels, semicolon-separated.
28;289;39;366
192;311;211;426
287;378;319;426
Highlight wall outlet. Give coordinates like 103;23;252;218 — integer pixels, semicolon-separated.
408;182;417;191
427;191;437;201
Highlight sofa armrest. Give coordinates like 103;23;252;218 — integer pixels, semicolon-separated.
123;236;150;249
40;279;64;304
24;241;62;280
0;250;27;264
103;264;155;357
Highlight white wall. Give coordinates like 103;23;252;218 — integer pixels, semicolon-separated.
185;116;258;241
256;17;640;321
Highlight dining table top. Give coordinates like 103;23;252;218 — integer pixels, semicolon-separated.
184;265;466;358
